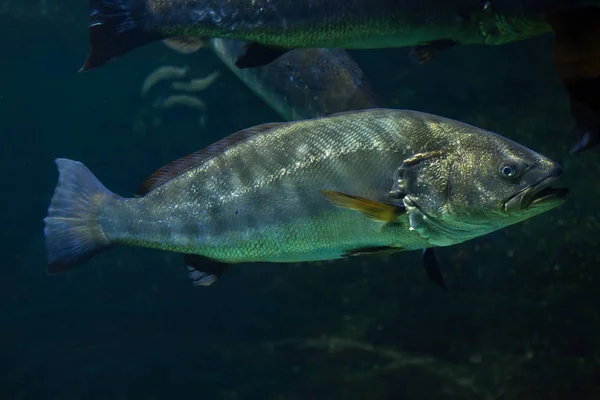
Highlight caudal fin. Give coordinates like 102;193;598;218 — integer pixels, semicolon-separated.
80;0;163;72
44;158;114;274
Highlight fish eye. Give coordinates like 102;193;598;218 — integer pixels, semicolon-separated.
499;162;518;179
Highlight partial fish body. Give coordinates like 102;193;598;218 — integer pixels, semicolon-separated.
410;0;600;153
84;0;600;152
81;0;600;71
83;0;491;71
209;39;383;120
44;109;567;282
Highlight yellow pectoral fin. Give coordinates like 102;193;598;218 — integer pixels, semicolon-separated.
320;190;405;223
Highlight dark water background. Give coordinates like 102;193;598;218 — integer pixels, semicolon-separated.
1;1;599;399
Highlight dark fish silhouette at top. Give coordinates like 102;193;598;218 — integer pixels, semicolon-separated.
79;0;600;153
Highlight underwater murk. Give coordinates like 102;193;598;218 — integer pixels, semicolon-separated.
1;0;600;399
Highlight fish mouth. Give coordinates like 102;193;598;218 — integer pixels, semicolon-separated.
504;173;569;213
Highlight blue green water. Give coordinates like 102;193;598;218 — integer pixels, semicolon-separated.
1;1;599;399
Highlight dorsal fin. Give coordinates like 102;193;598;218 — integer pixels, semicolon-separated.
135;121;286;196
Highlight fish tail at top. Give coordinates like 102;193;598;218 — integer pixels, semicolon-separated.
43;159;116;274
80;0;164;72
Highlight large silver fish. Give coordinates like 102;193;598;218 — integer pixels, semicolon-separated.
44;109;567;289
209;39;383;120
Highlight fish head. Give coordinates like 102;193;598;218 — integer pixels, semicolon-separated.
478;0;553;45
393;131;567;247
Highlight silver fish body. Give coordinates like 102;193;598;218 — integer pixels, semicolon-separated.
210;39;383;120
44;109;567;274
98;110;436;263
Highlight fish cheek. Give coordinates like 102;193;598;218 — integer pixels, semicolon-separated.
446;163;500;221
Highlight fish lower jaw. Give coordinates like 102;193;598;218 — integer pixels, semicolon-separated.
504;175;568;214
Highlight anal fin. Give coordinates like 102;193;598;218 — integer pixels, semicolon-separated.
422;248;447;291
409;40;458;64
184;254;230;287
341;246;403;258
235;42;291;69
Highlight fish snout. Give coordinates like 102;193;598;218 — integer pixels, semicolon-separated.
548;163;564;178
503;160;567;214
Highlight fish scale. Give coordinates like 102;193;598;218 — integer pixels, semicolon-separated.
95;111;433;261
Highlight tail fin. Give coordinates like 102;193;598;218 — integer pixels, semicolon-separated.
44;158;114;274
80;0;163;72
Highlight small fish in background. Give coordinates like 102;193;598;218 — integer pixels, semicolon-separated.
164;37;383;121
149;94;208;127
137;66;218;130
154;94;207;111
43;109;567;291
170;71;221;93
140;65;188;96
158;93;207;123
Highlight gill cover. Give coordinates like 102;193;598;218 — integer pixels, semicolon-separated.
391;151;455;246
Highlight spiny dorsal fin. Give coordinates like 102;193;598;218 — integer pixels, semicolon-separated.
422;248;448;291
320;190;405;222
135;121;286;196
